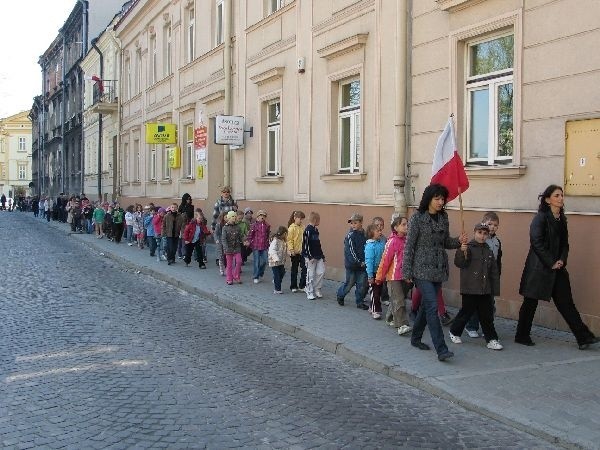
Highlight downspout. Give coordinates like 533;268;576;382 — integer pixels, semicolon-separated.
393;0;412;215
91;38;104;201
114;35;122;201
223;0;232;187
61;31;67;194
79;0;89;196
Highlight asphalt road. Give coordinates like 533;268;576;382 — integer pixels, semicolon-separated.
0;212;555;449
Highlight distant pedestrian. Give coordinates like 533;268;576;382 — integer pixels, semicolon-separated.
268;226;288;294
93;202;105;238
162;203;183;265
515;184;599;350
112;203;125;243
302;212;325;301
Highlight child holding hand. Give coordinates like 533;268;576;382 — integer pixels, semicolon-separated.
269;226;288;294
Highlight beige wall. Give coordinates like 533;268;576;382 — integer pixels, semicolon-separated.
115;0;599;333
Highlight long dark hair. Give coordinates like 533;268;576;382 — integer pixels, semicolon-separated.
538;184;564;213
417;184;449;213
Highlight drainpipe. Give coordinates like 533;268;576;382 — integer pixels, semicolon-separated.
61;31;67;195
114;34;122;201
91;38;103;201
79;0;89;196
223;0;232;188
393;0;412;215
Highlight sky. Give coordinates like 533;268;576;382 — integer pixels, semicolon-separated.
0;0;77;119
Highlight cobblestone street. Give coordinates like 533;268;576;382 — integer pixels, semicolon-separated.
1;213;556;449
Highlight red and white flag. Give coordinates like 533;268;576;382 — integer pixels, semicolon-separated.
431;117;469;202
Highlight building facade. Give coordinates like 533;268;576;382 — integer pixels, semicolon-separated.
0;111;33;200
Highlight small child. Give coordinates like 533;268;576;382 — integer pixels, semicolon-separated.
448;222;503;351
268;226;288;294
104;204;114;241
302;212;325;301
376;215;412;335
93;201;105;238
241;207;254;264
222;210;244;284
183;211;205;268
214;211;227;275
145;207;156;256
133;204;144;249
195;208;211;269
287;210;307;293
152;207;167;261
365;223;385;319
371;216;390;306
465;211;502;338
336;213;368;309
246;209;271;284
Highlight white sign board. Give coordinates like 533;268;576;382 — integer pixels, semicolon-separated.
215;115;244;146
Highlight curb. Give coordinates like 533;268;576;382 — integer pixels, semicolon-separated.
59;226;580;449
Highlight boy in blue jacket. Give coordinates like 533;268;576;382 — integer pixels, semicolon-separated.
336;213;368;309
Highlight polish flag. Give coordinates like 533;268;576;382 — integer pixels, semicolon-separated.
91;75;104;94
431;117;469;202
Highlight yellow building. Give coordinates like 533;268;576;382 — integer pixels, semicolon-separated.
0;110;33;202
113;0;600;333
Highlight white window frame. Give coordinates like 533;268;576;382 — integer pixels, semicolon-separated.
133;139;140;182
150;145;157;181
18;164;27;180
338;78;361;173
465;32;514;166
164;24;172;77
18;137;26;151
123;142;129;182
125;57;131;100
266;99;281;176
135;50;142;94
185;125;194;179
215;0;224;46
163;146;171;180
187;7;195;63
150;34;157;85
268;0;283;15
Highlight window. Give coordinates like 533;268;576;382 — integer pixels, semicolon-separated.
266;99;281;176
125;57;131;100
150;34;157;85
338;78;361;173
164;24;172;76
135;50;142;94
466;33;514;165
133;139;140;181
150;145;157;180
268;0;283;14
123;142;129;182
163;146;171;180
185;125;194;179
18;137;27;151
215;0;224;46
187;7;195;63
18;164;27;180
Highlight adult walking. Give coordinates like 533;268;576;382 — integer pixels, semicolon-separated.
515;184;599;350
403;183;467;362
177;193;195;258
211;186;238;231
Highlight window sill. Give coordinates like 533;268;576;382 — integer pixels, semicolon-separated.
321;172;367;182
159;179;172;185
436;0;485;12
179;178;195;183
465;165;526;179
130;181;142;186
255;176;283;184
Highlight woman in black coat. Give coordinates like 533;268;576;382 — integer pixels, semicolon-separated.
515;185;599;349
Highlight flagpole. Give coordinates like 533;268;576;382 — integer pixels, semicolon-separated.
450;113;467;256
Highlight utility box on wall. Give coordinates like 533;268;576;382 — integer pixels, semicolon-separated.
565;118;600;196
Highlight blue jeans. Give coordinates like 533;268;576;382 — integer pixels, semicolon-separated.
126;225;134;243
252;249;267;279
272;265;286;291
411;279;449;355
336;268;368;305
148;235;157;256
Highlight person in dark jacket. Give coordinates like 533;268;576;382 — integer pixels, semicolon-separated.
177;193;195;258
403;183;467;362
336;213;368;309
448;222;503;350
515;185;599;350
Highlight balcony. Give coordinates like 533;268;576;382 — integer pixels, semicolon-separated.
90;79;118;114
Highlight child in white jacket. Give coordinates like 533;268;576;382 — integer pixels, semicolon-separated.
268;226;288;294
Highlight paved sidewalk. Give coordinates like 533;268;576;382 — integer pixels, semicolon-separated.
46;219;599;449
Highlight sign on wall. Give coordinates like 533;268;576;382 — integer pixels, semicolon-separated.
214;115;244;146
145;123;177;144
168;146;181;168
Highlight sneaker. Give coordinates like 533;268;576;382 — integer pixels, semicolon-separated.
307;294;316;300
382;300;390;306
437;351;454;361
128;243;133;246
357;304;369;310
440;312;454;326
397;325;412;336
160;255;168;261
273;290;283;294
372;312;382;320
448;332;462;344
466;329;480;338
337;298;344;306
220;270;225;276
386;321;395;327
291;288;298;293
199;265;207;269
486;340;503;350
253;278;259;284
315;290;323;298
235;279;242;284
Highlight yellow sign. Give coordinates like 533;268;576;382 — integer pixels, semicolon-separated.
196;164;204;180
168;146;181;168
145;123;177;144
